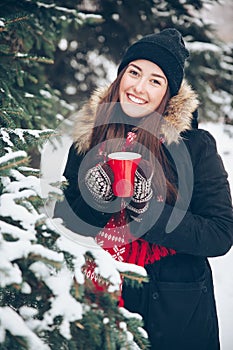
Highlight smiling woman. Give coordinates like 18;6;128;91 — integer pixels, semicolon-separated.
54;28;233;350
119;60;168;118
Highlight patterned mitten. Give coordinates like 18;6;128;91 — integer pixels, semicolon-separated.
127;159;153;221
85;163;114;202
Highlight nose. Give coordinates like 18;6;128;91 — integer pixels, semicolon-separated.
133;78;146;94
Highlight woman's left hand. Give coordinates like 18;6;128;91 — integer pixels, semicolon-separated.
127;159;153;221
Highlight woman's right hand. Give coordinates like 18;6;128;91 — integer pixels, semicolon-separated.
85;163;115;202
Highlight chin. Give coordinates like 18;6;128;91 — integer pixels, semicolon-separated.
121;105;150;118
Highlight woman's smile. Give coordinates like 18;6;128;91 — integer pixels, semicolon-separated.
126;93;147;105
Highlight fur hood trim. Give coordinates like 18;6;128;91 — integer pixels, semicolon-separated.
73;80;199;153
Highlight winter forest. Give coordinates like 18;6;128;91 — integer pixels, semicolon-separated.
0;0;233;349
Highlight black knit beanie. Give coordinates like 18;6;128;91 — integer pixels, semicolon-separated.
117;28;189;97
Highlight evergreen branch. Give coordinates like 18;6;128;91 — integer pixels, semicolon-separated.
127;321;150;350
6;15;29;25
18;166;40;177
0;111;17;128
0;109;23;116
0;44;11;54
0;15;29;32
15;53;54;64
12;336;28;349
120;272;149;284
75;322;84;330
28;254;62;269
15;195;43;209
34;29;55;46
104;323;112;349
0;156;29;172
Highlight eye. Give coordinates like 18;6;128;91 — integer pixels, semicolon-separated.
151;78;162;86
128;68;140;77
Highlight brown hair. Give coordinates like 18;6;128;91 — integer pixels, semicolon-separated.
89;67;177;203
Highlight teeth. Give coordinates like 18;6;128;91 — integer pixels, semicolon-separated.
128;94;145;104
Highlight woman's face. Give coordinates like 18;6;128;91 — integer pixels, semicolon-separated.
119;59;168;118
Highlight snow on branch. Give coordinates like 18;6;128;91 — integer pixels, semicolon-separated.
187;41;221;53
0;307;50;350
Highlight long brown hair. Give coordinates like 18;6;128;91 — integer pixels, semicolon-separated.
89;67;177;203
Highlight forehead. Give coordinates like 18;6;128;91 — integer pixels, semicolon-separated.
128;59;166;78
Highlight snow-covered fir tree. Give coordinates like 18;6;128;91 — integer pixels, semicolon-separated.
0;2;150;349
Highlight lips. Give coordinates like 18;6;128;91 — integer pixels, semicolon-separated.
127;93;147;105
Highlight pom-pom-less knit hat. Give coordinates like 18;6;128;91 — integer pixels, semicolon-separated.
117;28;189;97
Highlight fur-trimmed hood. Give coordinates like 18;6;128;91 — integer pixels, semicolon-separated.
72;80;199;154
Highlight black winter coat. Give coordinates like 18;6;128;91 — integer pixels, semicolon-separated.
54;82;233;350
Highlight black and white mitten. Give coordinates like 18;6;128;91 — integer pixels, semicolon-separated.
85;163;114;202
127;159;153;221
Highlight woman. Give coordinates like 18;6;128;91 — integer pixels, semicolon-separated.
55;28;233;349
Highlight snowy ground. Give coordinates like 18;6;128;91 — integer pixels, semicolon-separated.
200;122;233;350
41;121;233;349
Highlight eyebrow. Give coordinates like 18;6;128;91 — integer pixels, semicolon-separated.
128;63;167;82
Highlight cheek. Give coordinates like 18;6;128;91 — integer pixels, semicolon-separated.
119;81;130;104
119;73;133;93
150;88;166;106
119;77;127;92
